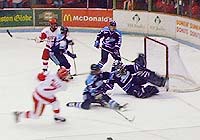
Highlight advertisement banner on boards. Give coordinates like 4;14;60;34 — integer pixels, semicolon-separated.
114;10;148;34
0;10;33;27
35;9;62;26
62;9;113;28
148;13;176;38
176;17;200;46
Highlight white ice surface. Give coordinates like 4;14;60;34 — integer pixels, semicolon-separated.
0;32;200;140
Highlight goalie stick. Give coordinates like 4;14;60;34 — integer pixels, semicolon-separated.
6;29;37;41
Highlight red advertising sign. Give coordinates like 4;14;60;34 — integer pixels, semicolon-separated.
62;9;113;28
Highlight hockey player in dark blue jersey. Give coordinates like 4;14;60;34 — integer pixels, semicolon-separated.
49;26;76;79
94;21;122;68
66;64;126;110
107;54;168;98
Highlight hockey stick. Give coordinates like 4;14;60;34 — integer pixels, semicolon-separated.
70;45;78;76
72;72;89;76
6;29;36;41
114;109;135;123
99;46;133;63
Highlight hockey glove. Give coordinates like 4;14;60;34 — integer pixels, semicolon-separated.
94;40;100;48
66;51;77;59
68;40;74;45
35;36;43;43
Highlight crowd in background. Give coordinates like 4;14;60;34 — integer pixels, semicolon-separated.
0;0;200;20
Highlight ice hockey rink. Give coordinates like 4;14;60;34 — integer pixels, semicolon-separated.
1;31;200;140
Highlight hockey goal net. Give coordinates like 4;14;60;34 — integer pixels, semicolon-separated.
144;36;200;93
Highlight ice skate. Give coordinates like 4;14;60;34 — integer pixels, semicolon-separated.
54;116;66;123
66;102;76;107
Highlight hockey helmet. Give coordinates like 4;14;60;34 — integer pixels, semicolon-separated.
49;18;57;25
60;26;69;34
49;18;58;30
57;66;68;80
90;64;101;74
91;64;100;71
109;20;116;26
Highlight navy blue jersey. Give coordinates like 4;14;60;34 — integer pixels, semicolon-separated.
51;34;73;54
83;72;111;96
110;70;134;92
109;64;147;92
96;26;122;51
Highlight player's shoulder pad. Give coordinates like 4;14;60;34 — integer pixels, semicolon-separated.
41;27;51;33
85;74;96;85
115;29;122;36
102;26;110;32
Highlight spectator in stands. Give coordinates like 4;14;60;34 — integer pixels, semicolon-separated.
99;0;107;8
175;0;185;16
12;0;23;8
164;0;176;14
53;0;63;8
155;0;165;12
0;0;4;8
123;0;135;10
1;0;8;8
64;0;77;6
191;0;200;18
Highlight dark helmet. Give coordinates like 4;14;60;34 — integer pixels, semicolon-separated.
90;64;100;71
60;26;69;34
109;20;116;26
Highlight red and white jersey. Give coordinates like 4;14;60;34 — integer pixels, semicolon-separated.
33;73;66;104
40;27;61;49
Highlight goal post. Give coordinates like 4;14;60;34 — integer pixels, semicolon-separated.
144;36;200;93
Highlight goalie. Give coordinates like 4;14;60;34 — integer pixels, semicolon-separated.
107;54;168;98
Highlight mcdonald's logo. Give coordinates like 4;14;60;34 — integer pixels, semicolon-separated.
64;14;72;22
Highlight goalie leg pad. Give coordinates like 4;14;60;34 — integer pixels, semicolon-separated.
142;85;159;98
148;71;167;87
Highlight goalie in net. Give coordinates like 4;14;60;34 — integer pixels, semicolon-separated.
106;54;168;98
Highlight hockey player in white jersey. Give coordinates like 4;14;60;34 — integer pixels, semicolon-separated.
14;67;69;123
36;18;61;73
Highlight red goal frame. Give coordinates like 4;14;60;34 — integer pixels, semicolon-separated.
144;36;169;80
